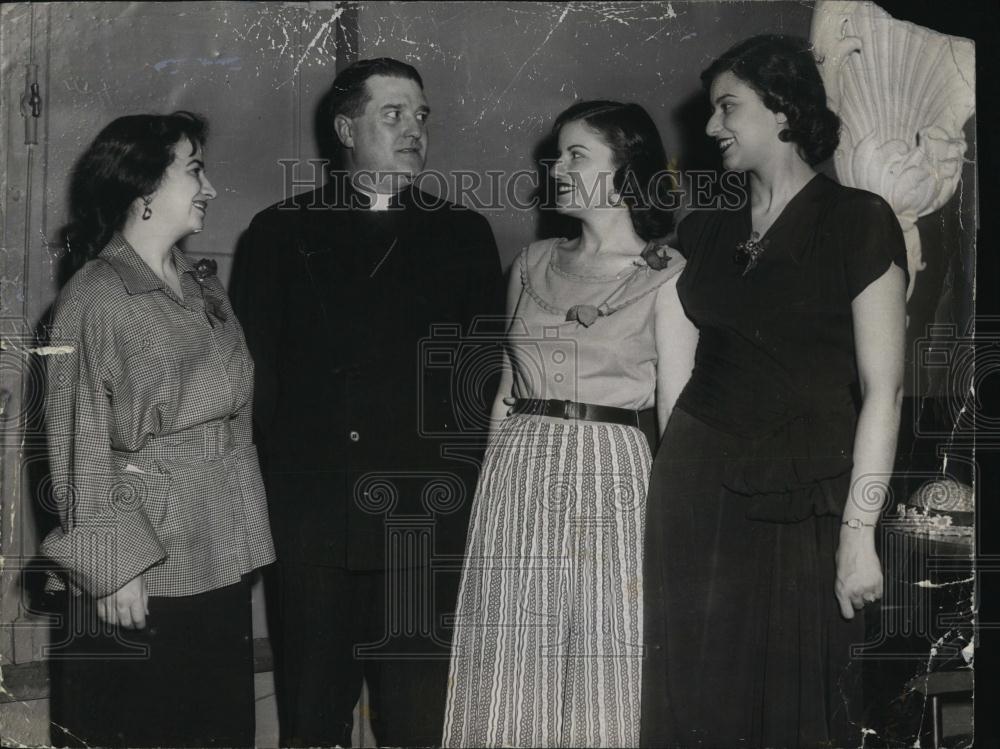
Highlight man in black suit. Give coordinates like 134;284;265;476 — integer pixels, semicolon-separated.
231;58;503;747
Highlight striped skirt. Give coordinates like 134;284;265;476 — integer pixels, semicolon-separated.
442;415;652;748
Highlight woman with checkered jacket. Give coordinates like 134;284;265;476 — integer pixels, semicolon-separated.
42;112;275;748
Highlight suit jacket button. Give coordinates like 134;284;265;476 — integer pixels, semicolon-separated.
349;430;360;442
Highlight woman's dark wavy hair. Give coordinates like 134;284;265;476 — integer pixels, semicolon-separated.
66;111;208;263
701;35;840;166
552;100;673;240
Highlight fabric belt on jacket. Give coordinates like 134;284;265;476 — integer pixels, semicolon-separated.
112;418;236;466
511;398;659;451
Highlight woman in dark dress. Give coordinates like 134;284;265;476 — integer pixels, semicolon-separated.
641;36;907;747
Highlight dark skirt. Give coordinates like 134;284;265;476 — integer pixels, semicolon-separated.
48;578;255;748
641;408;865;748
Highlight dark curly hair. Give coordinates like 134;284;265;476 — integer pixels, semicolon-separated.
552;100;674;240
66;111;208;263
701;35;840;166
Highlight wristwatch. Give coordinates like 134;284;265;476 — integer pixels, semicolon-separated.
842;518;877;529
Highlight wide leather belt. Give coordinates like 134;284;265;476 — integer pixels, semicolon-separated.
511;398;643;429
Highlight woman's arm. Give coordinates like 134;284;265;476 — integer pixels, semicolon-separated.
835;263;906;620
43;291;161;626
486;264;523;443
654;275;699;436
488;350;515;443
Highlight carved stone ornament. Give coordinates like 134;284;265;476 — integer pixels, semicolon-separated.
810;0;975;299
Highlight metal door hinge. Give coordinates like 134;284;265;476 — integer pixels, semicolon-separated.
19;64;41;145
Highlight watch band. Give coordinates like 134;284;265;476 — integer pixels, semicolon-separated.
842;518;877;529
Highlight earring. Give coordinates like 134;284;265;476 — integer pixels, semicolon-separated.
778;129;792;142
141;197;152;220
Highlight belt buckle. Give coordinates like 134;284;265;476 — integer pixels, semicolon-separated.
562;399;577;421
204;421;224;459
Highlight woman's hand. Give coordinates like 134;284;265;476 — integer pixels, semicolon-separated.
834;531;883;620
485;266;519;443
834;264;903;621
96;574;149;629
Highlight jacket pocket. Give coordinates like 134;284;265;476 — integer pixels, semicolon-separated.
107;451;173;530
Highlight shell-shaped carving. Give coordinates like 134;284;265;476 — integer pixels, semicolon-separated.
811;1;975;299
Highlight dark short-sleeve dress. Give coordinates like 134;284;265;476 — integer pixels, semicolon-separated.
641;174;907;747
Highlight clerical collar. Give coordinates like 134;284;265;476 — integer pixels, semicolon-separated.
354;187;396;212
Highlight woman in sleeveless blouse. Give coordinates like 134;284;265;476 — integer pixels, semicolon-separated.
442;101;698;748
640;36;908;748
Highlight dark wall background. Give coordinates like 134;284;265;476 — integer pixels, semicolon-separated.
355;0;814;266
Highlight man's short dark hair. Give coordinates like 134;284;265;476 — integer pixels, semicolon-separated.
331;57;423;119
317;58;424;167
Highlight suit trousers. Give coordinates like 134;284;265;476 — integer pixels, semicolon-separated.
272;561;460;747
48;578;255;748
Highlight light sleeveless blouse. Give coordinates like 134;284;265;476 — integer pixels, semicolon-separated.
509;237;685;410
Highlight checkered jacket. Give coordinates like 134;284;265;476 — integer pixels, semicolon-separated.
42;233;275;598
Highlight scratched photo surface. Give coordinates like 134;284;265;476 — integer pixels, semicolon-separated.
0;1;985;747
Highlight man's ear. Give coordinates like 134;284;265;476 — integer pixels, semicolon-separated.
334;113;354;148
